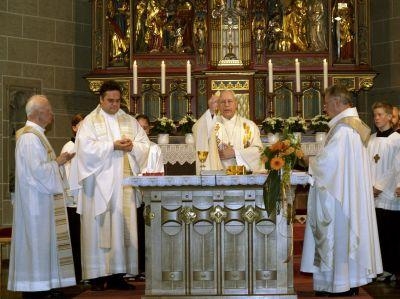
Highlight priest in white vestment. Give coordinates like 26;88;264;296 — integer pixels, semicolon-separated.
60;113;85;283
136;114;164;174
192;92;219;174
208;89;264;173
367;102;400;281
8;95;76;297
301;85;382;296
69;81;150;291
135;113;164;278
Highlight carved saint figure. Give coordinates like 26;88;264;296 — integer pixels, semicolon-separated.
145;0;166;52
106;0;130;64
332;0;355;61
252;16;266;53
283;0;308;51
309;0;327;51
135;0;147;52
194;16;206;54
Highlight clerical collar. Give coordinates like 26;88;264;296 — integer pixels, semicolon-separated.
376;127;394;137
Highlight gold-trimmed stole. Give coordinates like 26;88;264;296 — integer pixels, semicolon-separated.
16;126;75;283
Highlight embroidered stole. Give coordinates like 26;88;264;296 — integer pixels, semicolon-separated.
16;126;75;282
325;116;371;147
92;110;135;248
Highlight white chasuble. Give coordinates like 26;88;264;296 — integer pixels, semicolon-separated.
208;114;264;172
69;106;150;280
367;132;400;210
8;121;76;292
301;108;382;293
192;109;217;174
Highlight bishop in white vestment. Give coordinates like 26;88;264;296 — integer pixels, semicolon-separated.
8;95;76;295
208;90;264;173
69;81;150;290
301;86;382;295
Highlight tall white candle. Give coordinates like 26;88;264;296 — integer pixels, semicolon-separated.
186;60;191;94
268;59;273;93
295;58;301;92
161;60;166;94
323;59;328;90
133;60;138;94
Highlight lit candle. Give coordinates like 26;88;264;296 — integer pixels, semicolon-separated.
186;60;191;94
295;58;301;92
161;60;166;94
133;60;138;94
323;59;328;90
268;59;273;93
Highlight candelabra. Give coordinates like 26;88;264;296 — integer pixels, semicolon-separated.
130;94;141;115
266;92;276;117
185;93;193;116
159;93;168;117
293;91;303;117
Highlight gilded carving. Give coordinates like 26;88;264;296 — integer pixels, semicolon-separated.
144;205;155;226
106;0;130;66
360;77;374;91
211;80;250;91
332;0;355;62
134;0;195;54
178;206;197;224
241;205;261;223
209;205;227;223
88;80;103;93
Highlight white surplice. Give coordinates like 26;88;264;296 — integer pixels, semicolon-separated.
192;109;217;174
69;107;150;280
301;108;382;293
142;141;164;174
60;140;77;207
8;121;76;291
208;114;264;172
367;132;400;210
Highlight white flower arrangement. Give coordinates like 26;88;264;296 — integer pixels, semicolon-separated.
284;116;308;133
309;114;330;132
178;115;197;134
150;116;176;135
261;117;284;134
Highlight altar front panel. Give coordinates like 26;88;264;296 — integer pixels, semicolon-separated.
128;175;300;298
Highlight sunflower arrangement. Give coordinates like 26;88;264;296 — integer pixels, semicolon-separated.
261;130;304;217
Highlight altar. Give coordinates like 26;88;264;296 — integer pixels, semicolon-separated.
125;173;310;298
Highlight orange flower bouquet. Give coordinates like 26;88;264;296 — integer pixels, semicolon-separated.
261;130;304;218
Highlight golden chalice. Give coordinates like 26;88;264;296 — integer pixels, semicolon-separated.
197;151;209;172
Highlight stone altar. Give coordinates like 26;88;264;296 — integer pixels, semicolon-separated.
125;173;310;298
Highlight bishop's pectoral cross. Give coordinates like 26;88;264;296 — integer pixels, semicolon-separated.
373;154;380;163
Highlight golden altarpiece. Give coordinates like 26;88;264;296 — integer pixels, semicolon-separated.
86;1;374;298
87;0;374;123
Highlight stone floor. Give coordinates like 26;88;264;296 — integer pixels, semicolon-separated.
1;264;400;298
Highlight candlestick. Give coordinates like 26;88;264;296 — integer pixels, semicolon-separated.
323;59;328;90
133;60;138;94
161;60;166;94
268;59;273;93
295;58;301;92
186;60;191;94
